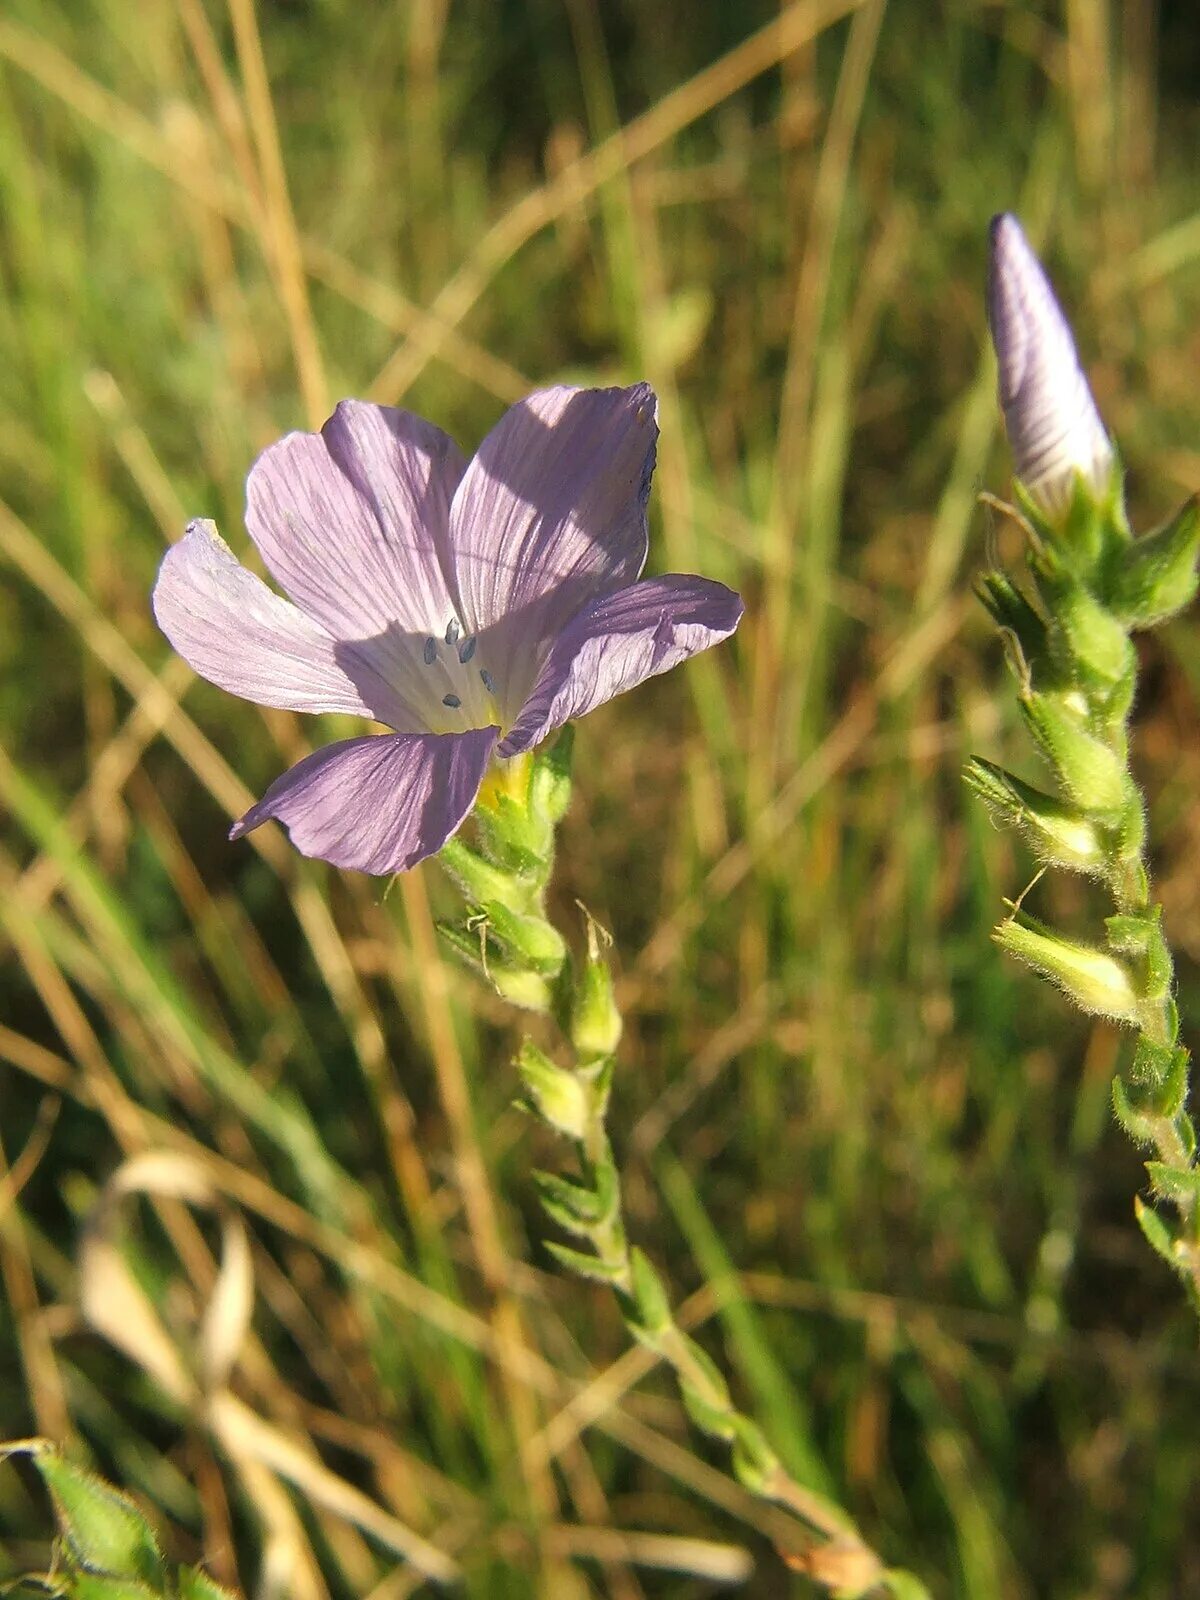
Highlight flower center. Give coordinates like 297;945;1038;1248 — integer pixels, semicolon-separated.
418;618;503;733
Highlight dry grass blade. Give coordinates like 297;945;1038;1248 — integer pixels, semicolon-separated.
79;1152;462;1586
0;17;524;402
368;0;865;402
542;1524;753;1583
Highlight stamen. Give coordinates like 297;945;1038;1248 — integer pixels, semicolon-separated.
458;636;477;664
422;636;437;665
442;693;462;709
480;669;495;693
445;618;461;646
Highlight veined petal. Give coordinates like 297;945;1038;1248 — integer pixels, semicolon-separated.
448;385;658;719
245;400;467;642
987;214;1113;516
230;727;498;875
499;575;742;756
153;519;411;722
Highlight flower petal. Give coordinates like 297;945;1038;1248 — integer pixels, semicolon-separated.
500;575;742;756
230;727;499;875
448;385;659;718
153;519;411;722
987;213;1113;516
245;399;467;641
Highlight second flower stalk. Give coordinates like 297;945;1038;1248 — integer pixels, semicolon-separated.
435;735;926;1599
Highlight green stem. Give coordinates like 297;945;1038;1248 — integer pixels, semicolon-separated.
555;1022;915;1594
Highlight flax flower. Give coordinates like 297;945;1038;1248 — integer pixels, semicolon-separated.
153;385;741;874
987;213;1114;517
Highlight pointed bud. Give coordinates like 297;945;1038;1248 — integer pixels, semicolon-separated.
994;911;1140;1022
987;214;1113;520
1106;497;1200;629
975;571;1049;671
515;1040;590;1139
544;1239;630;1287
570;915;622;1062
33;1454;166;1586
1019;689;1130;813
964;757;1109;873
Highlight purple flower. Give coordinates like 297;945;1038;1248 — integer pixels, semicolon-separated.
987;213;1114;517
153;385;742;875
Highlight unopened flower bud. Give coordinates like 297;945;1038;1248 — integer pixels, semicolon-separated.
490;964;555;1013
482;900;567;977
438;836;517;904
516;1040;589;1138
570;915;622;1062
994;912;1140;1023
987;213;1113;520
964;758;1109;873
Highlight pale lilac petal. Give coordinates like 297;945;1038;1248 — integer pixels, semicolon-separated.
987;214;1113;516
448;385;659;718
500;576;742;756
245;399;467;641
152;519;413;723
230;727;498;875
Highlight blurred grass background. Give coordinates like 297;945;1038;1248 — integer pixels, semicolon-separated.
2;0;1200;1594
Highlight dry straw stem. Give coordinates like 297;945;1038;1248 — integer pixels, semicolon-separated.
627;590;972;995
224;0;327;426
367;0;866;403
4;987;818;1557
0;1104;71;1442
0;17;527;403
80;1151;463;1586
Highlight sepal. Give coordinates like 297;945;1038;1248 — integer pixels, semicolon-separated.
489;964;555;1011
1134;1195;1184;1269
534;1168;613;1238
975;571;1049;678
1105;497;1200;628
529;726;574;825
1129;1037;1191;1115
1105;908;1174;1003
1035;558;1135;692
1145;1162;1200;1206
472;794;553;878
625;1246;672;1340
437;836;518;905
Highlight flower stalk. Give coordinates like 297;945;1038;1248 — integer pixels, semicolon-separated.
439;736;929;1599
972;214;1200;1303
